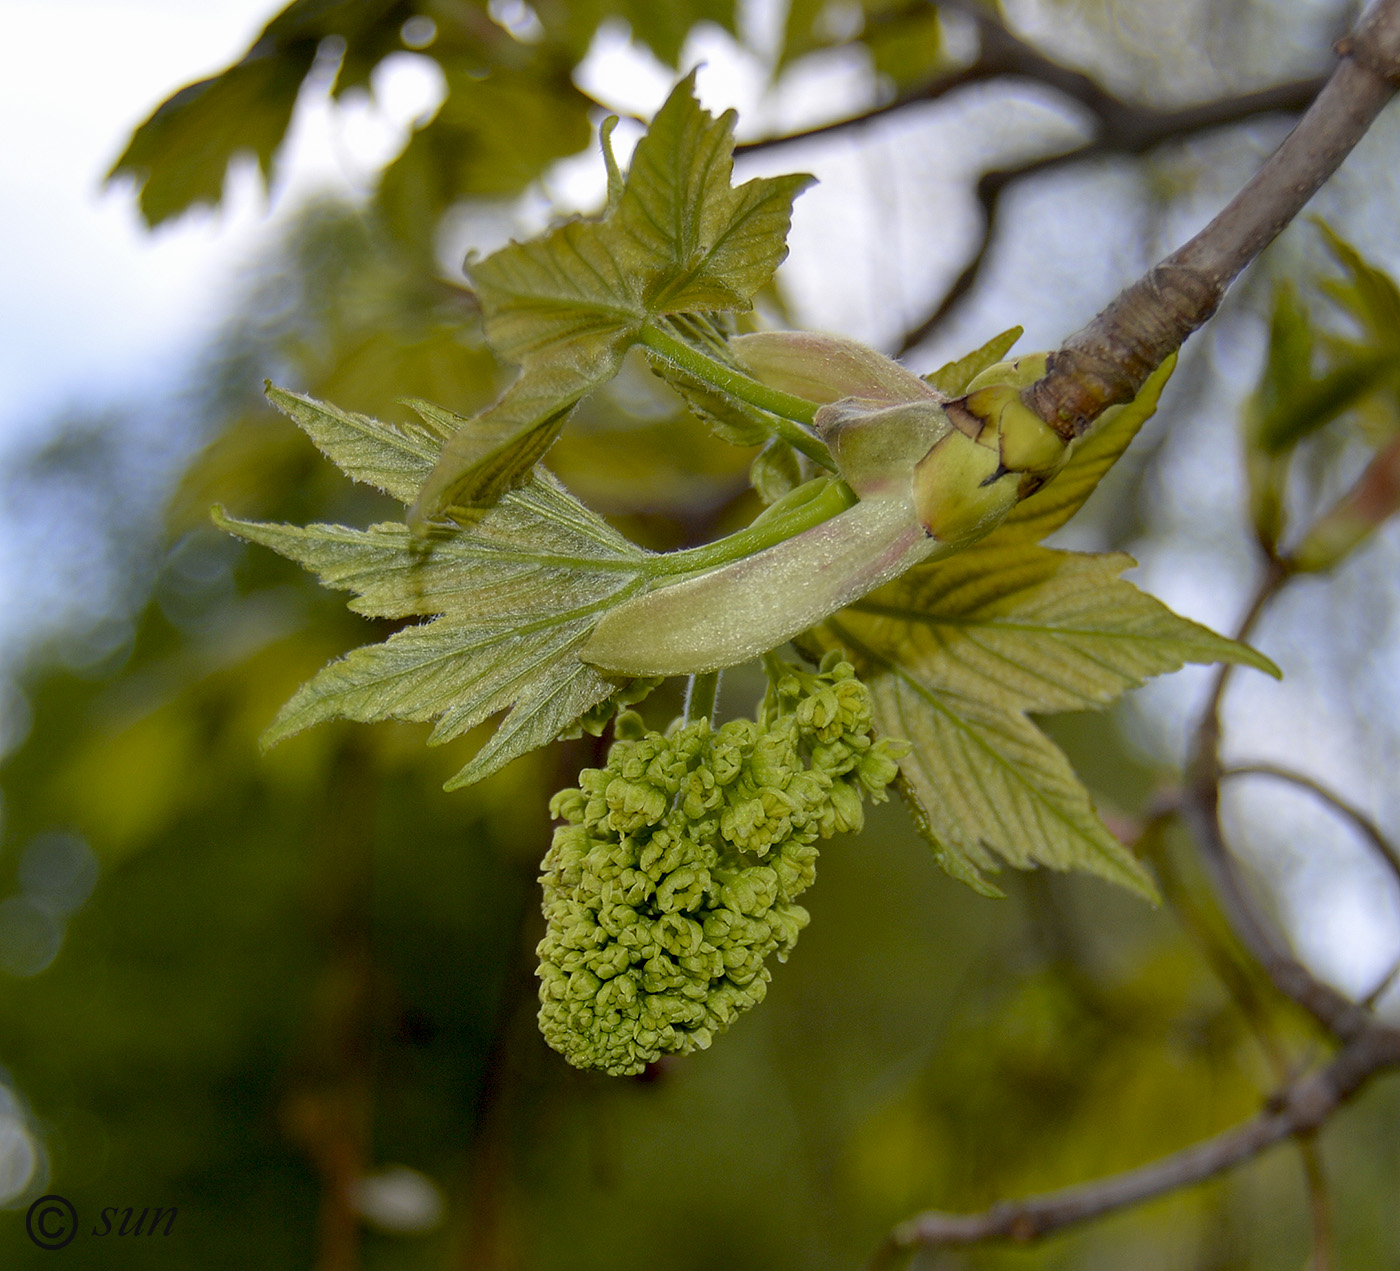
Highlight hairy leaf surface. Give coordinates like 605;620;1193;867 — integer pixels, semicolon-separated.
219;390;654;787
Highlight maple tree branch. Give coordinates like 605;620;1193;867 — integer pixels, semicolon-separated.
736;2;1324;351
1023;0;1400;438
863;1026;1400;1267
1180;564;1373;1040
738;4;1323;159
893;73;1325;353
1221;762;1400;891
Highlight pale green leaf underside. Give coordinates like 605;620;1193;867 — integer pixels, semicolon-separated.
818;520;1276;898
869;661;1154;897
217;468;652;788
266;384;445;505
409;353;624;527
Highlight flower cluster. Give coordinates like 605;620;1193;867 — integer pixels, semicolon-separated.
536;654;906;1075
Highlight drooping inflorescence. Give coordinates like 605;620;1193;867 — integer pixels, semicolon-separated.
536;654;907;1075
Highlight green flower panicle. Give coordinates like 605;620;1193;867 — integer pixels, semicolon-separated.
535;654;908;1076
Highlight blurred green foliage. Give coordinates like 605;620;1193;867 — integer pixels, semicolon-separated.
3;2;1400;1268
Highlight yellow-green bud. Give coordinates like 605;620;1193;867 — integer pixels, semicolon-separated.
912;428;1016;544
964;352;1050;393
962;384;1069;480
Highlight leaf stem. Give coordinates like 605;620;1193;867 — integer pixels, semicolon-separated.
647;478;857;580
638;323;833;466
683;671;722;726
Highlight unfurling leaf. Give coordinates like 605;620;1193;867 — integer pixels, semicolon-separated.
921;326;1024;396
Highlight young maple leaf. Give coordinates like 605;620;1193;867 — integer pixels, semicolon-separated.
408;71;813;526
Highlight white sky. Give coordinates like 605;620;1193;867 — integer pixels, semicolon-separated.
1;1;281;442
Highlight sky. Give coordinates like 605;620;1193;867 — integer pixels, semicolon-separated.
0;0;425;447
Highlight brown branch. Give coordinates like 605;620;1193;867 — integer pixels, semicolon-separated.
864;1026;1400;1266
893;74;1326;353
1299;1132;1336;1271
1363;955;1400;1009
737;4;1323;159
1179;565;1374;1041
1221;762;1400;890
868;532;1400;1265
736;2;1325;353
1022;0;1400;439
735;63;988;156
862;13;1400;1268
1149;815;1333;1266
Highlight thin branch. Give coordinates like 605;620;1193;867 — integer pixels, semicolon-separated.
893;70;1325;354
1148;818;1293;1079
1180;566;1374;1040
735;64;988;156
738;4;1323;159
736;1;1323;353
1298;1133;1335;1271
1363;955;1400;1010
864;1026;1400;1266
1023;0;1400;439
1221;763;1400;891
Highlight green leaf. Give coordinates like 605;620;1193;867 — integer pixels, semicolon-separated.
377;64;595;253
816;528;1276;898
410;73;814;522
411;358;628;526
215;471;653;787
868;5;944;90
1316;220;1400;344
107;0;410;226
264;384;448;505
108;47;315;226
922;327;1023;396
613;0;738;67
616;77;815;314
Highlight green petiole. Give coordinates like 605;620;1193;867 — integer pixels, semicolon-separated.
647;477;857;580
682;670;722;726
638;323;834;469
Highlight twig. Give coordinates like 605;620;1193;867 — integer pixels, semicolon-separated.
1221;763;1400;890
1298;1132;1335;1271
737;7;1323;160
1363;955;1400;1010
863;1026;1400;1266
1147;818;1293;1078
896;153;1056;355
867;528;1400;1265
735;64;988;156
735;1;1323;352
893;72;1325;353
1022;0;1400;439
1151;815;1334;1268
1181;566;1373;1040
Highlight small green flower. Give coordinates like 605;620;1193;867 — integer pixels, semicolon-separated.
535;657;905;1075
